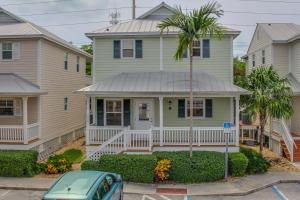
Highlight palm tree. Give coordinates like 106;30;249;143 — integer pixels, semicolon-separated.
158;2;224;158
240;67;293;152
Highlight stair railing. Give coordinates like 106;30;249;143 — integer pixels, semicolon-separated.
279;119;297;162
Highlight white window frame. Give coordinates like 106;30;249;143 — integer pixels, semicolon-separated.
184;39;210;59
262;50;265;65
76;56;80;72
185;98;205;119
0;99;14;116
1;42;13;60
104;99;123;127
64;52;69;70
64;97;68;111
192;40;202;57
121;39;135;59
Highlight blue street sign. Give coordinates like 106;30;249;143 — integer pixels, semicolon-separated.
223;122;231;129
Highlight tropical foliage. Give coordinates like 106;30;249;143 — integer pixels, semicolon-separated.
234;57;246;85
158;2;224;158
239;67;293;152
80;44;92;75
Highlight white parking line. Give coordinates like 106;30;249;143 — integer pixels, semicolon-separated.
272;185;289;200
142;195;157;200
0;190;10;197
160;195;173;200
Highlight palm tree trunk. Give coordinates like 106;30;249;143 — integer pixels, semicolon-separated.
189;46;193;159
259;114;266;153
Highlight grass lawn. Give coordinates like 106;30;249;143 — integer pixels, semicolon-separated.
62;149;84;164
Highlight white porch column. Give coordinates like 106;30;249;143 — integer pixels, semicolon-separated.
159;96;163;146
91;97;96;125
235;96;240;146
22;97;28;144
86;96;90;145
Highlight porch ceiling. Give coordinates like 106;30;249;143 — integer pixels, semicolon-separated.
0;73;47;96
78;71;249;97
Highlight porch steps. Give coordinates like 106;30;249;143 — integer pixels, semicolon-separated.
281;138;300;162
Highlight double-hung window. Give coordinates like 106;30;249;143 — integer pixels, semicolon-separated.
64;52;68;70
262;50;265;65
76;56;80;72
122;40;134;58
192;41;201;57
186;98;204;118
183;39;210;58
252;54;256;67
2;42;12;60
64;97;68;111
0;99;14;116
105;100;122;126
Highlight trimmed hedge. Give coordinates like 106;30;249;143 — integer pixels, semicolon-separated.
153;151;225;183
81;154;157;183
240;147;269;174
229;152;248;176
0;150;38;177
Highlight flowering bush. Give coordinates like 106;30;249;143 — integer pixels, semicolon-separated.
45;155;72;174
154;159;171;181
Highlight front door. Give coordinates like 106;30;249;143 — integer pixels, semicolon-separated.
134;99;154;130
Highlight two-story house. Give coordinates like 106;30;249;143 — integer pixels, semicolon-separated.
0;8;92;159
79;3;247;160
244;23;300;161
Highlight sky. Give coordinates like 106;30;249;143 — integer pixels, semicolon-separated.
1;0;300;57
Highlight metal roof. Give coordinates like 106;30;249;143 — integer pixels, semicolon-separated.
0;73;46;96
78;71;248;96
86;19;240;38
259;23;300;43
0;7;92;58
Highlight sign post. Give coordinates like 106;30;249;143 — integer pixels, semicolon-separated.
223;122;231;182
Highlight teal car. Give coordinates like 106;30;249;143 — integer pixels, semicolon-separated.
43;171;123;200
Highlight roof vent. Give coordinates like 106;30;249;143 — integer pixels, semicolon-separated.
106;28;109;31
268;23;272;26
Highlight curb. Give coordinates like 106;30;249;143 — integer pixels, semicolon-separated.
0;179;299;196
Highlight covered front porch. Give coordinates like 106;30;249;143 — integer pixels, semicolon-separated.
79;71;248;160
0;74;46;144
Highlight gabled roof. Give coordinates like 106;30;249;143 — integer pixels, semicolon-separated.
78;71;248;96
86;3;240;38
0;73;47;96
259;23;300;43
0;7;92;58
137;2;175;20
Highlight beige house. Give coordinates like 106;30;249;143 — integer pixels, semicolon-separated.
244;23;300;161
0;7;92;159
79;3;248;160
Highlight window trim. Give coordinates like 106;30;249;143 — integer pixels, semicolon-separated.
252;54;256;67
192;40;202;57
64;97;68;111
1;42;13;60
184;39;210;59
64;52;68;70
262;50;265;65
76;56;80;72
185;98;205;119
121;39;135;59
104;99;123;127
0;99;14;116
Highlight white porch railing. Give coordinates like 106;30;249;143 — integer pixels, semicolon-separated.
88;127;126;144
0;123;40;144
273;119;297;162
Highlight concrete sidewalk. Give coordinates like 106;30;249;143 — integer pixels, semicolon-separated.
0;172;299;196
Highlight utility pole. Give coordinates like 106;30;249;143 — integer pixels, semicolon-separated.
132;0;136;19
109;9;120;25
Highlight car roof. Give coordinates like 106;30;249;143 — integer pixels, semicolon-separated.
44;171;106;199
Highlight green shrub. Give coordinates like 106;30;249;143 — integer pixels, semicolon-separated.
228;152;248;176
153;151;225;183
62;149;83;163
0;150;38;177
240;147;269;174
81;154;157;183
46;154;72;174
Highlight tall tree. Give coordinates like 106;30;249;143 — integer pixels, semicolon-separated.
81;44;93;75
158;2;224;158
239;67;293;152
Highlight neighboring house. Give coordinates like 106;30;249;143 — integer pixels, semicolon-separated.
244;23;300;161
0;8;92;159
79;3;247;160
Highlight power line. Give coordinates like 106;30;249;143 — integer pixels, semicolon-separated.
0;0;74;6
239;0;300;3
41;19;130;27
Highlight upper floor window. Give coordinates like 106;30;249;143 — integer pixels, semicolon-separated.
76;56;80;72
113;40;143;59
0;99;13;116
64;52;68;70
252;54;255;67
192;41;201;57
2;42;12;60
184;39;210;58
64;97;68;111
262;50;265;65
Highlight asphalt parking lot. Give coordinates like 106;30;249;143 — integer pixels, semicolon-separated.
0;183;299;200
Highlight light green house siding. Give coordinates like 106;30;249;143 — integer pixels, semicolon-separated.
94;35;233;83
126;97;231;128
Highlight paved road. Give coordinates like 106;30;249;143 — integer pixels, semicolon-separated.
0;183;299;200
